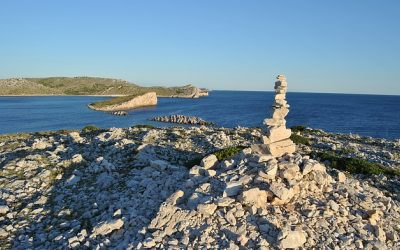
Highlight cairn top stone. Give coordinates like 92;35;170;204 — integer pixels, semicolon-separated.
277;74;286;81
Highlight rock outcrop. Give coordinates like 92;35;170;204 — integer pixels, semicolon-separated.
252;75;296;157
88;92;157;111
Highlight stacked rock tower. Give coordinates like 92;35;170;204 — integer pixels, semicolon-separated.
252;75;296;157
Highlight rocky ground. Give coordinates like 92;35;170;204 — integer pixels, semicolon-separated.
0;125;399;249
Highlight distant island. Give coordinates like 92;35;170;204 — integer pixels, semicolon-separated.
0;77;209;98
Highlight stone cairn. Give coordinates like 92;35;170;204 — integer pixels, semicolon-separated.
252;75;296;157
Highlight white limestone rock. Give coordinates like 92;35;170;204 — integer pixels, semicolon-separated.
269;182;294;202
278;230;307;249
302;159;326;175
239;188;272;209
200;154;218;169
197;203;217;216
92;219;124;237
223;181;243;197
0;205;10;215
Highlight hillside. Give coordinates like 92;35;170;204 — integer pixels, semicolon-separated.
0;77;208;98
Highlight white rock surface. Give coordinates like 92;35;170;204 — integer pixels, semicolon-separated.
200;154;218;169
0;125;399;249
92;219;124;236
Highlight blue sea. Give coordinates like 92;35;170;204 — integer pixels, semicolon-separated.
0;91;399;139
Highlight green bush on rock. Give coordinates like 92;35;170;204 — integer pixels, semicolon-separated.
184;146;246;168
213;146;246;161
313;151;400;177
290;134;310;145
82;125;100;133
291;125;307;133
132;124;156;129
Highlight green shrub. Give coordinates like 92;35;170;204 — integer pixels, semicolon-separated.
290;134;310;145
213;146;246;161
314;151;400;176
82;125;100;133
132;124;156;129
291;125;306;133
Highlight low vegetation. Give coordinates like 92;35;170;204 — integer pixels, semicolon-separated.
82;125;100;133
0;77;200;96
290;134;310;145
291;125;307;133
313;151;400;176
89;94;142;108
132;124;157;129
291;125;326;136
213;146;246;161
0;133;31;142
184;145;246;168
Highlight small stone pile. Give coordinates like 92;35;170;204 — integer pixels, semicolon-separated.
252;75;296;157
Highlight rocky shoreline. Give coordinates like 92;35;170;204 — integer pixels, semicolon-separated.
150;115;213;126
0;125;399;249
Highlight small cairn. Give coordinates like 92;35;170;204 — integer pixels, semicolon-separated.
151;115;212;126
252;75;296;157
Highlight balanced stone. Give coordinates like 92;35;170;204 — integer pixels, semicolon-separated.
262;126;292;144
252;74;296;157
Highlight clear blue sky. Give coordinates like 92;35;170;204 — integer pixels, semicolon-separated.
1;1;399;94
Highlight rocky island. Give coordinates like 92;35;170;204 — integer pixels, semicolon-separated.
0;76;399;249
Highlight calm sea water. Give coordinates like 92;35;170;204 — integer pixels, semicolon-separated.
0;91;399;139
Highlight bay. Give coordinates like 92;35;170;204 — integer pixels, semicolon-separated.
0;91;399;139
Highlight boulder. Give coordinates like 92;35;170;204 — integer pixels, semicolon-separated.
302;160;326;175
223;181;243;197
239;188;272;209
279;163;301;181
92;219;124;237
278;230;307;249
0;205;9;215
269;182;294;202
197;203;217;216
200;154;218;169
338;172;346;182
